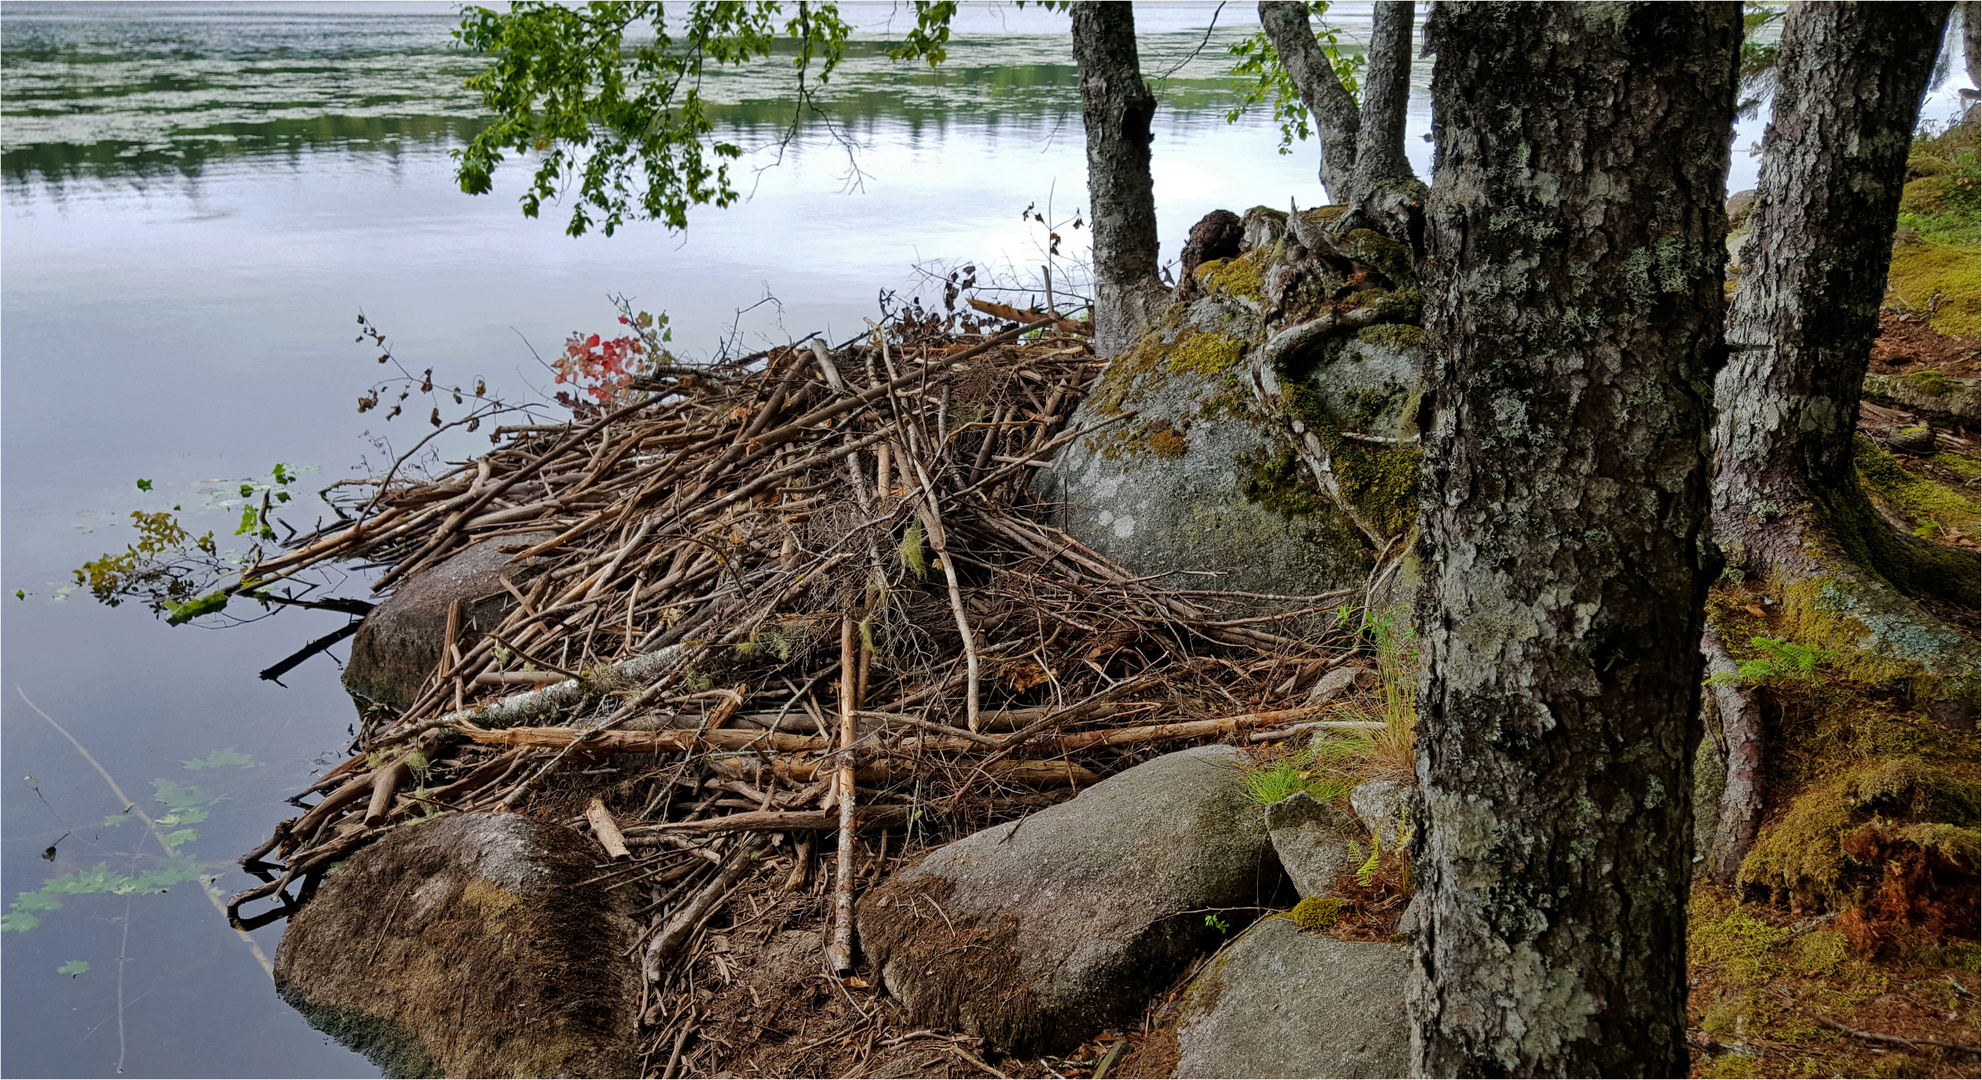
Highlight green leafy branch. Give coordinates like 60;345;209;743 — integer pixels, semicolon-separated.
1225;0;1364;155
65;465;311;625
453;0;958;237
1709;635;1827;688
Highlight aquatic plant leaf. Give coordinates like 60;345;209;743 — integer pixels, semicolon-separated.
12;890;64;912
130;858;200;892
164;590;228;626
57;960;88;977
1;913;40;933
182;748;255;771
161;829;198;847
152;779;223;813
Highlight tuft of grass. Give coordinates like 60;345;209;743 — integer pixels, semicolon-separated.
1241;746;1360;807
1335;606;1417;779
1242;758;1308;806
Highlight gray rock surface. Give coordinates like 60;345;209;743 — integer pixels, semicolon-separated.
1350;779;1412;850
275;812;642;1079
343;531;553;710
1174;917;1409;1079
1031;295;1420;600
1862;372;1979;430
1263;791;1364;898
856;745;1280;1056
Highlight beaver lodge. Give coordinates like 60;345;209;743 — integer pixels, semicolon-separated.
225;305;1413;1078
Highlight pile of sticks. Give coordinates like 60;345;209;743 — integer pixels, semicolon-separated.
225;313;1380;1069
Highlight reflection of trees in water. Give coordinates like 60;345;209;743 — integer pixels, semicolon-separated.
3;46;1251;191
1;115;491;189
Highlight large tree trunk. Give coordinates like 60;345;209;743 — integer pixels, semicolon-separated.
1713;2;1971;606
1412;5;1738;1076
1070;2;1166;359
1259;0;1421;241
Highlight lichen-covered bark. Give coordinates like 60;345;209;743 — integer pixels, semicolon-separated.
1712;2;1968;605
1412;5;1738;1075
1351;2;1417;196
1070;2;1165;359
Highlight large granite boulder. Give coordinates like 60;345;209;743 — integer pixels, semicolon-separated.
1034;206;1425;600
343;532;553;710
856;745;1282;1056
1174;917;1409;1079
274;812;642;1078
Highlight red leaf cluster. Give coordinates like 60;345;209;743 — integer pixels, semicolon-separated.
552;329;646;403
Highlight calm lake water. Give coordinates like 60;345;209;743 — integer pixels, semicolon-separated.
1;3;1967;1076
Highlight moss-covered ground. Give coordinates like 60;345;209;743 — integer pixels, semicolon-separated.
1691;554;1979;1075
1890;119;1980;338
1694;131;1978;1069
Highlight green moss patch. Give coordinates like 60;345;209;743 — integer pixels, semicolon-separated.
1740;760;1979;908
1886;238;1980;338
1195;251;1269;304
1289;895;1346;932
1167;327;1247;376
1333;443;1422;536
1357;324;1425;350
1240;449;1325;518
1854;436;1981;543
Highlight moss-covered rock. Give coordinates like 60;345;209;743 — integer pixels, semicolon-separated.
274;813;643;1078
1855;436;1982;542
1861;371;1980;430
1037;215;1426;600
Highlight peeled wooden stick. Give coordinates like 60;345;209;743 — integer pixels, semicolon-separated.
585;797;631;859
583;514;655;601
877;324;982;733
287;772;374;851
725;755;1099;788
374;392;665;593
368;643;691;747
626;806;912;836
363;759;410;828
443;598;464;711
827;613;859;975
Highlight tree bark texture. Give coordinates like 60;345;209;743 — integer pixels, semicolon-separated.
1413;5;1738;1076
1070;2;1166;359
1258;0;1363;201
1352;1;1418;196
1713;2;1965;603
